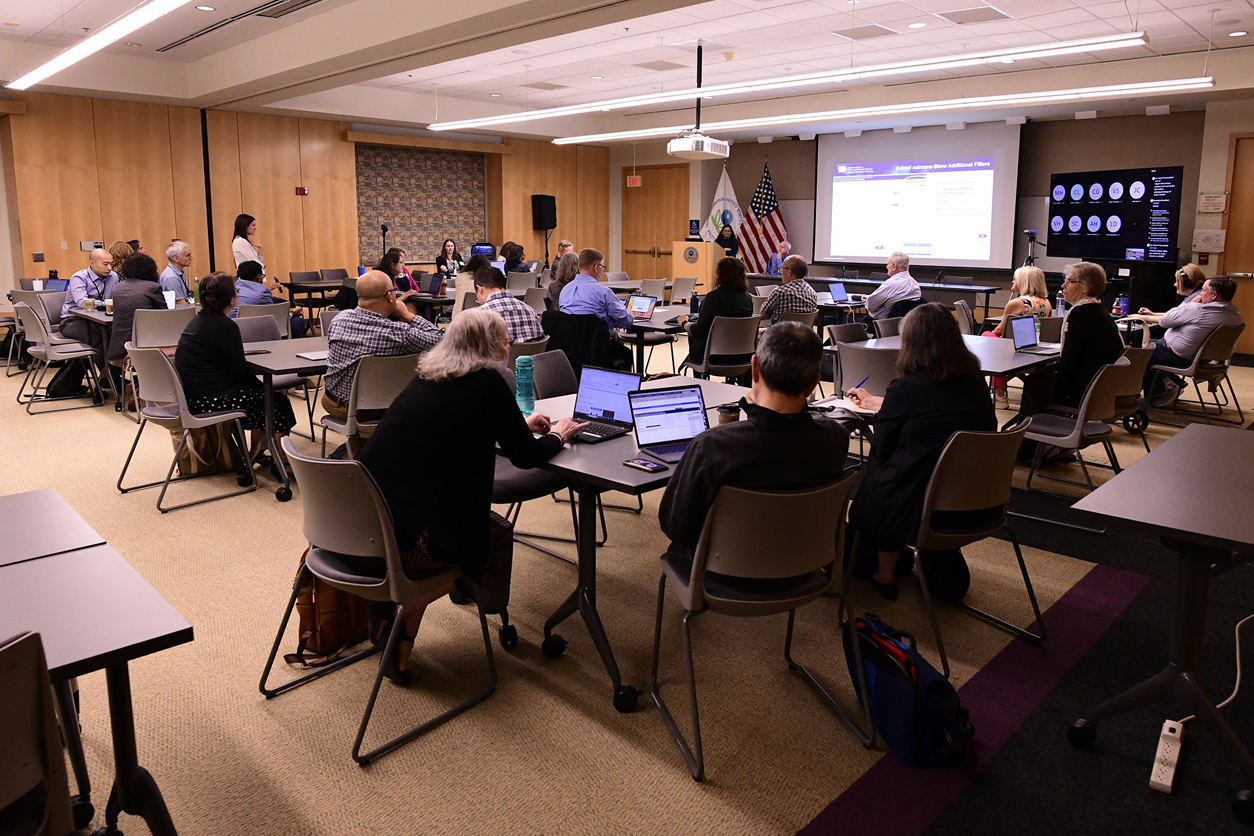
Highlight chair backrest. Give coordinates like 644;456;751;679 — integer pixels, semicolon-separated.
886;297;925;320
125;343;188;413
872;316;903;338
531;349;579;398
836;342;898;397
350;353;419;414
638;278;666;300
539;311;613;378
1195;322;1246;367
234;313;282;343
10;291;48;331
13;304;49;348
943;275;973;286
37;292;66;327
538;271;553;288
1074;362;1122;425
953;300;975;335
343;276;357;292
522;286;547;314
1038;315;1064;343
669;276;696;303
132;307;196;348
319;268;350;282
687;474;857;608
921;425;1027;525
753;284;775;297
751;295;766;315
604;271;629;284
238;301;291;338
0;632;75;836
18;278;35;290
868;272;889;283
457;292;480;316
826;323;868;346
507;271;536;292
507;335;549;368
776;310;817;328
289;271;320;283
705;315;761;359
319;308;343;335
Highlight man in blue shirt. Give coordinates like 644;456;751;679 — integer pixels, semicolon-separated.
159;241;192;302
230;260;274;317
766;240;791;277
59;248;118;367
558;248;633;333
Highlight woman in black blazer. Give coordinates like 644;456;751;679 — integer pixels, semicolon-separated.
107;253;166;364
845;303;996;601
356;309;586;684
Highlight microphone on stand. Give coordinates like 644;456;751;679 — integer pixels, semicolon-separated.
380;224;389;258
936;269;944;283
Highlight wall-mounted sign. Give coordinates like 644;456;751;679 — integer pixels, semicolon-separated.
1192;228;1226;253
626;175;642;188
1198;193;1227;213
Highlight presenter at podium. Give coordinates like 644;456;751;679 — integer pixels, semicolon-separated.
717;225;739;259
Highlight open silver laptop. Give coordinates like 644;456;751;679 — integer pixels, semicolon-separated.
1010;315;1060;355
571;366;641;443
628;385;709;463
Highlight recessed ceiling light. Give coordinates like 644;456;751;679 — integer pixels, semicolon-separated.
510;49;529;55
124;42;142;47
1216;19;1241;26
591;75;603;79
908;22;927;28
3;22;17;27
1229;30;1248;36
490;93;501;97
195;5;214;10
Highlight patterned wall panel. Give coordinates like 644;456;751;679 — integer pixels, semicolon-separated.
355;144;486;265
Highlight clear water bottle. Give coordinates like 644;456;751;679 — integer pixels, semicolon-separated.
1055;289;1065;317
690;293;700;316
515;354;534;415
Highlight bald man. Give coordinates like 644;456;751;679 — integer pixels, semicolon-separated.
59;248;119;366
323;270;442;426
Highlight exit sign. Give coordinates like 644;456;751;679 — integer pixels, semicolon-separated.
626;175;642;188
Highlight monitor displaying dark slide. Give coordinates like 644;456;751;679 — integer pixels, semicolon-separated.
1045;166;1182;262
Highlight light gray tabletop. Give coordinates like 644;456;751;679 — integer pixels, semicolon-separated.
0;488;105;567
626;304;688;334
824;333;1057;377
243;336;329;376
607;280;674;293
70;307;113;325
532;377;748;494
1074;424;1254;553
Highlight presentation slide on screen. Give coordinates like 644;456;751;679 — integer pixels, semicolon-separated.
813;122;1021;270
1045;166;1183;262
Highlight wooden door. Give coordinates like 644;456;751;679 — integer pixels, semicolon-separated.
1222;134;1254;352
621;164;688;281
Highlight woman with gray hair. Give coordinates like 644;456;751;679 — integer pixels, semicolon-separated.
355;309;586;684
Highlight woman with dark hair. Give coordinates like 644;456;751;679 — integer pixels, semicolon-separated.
126;239;145;255
176;272;296;462
376;248;418;293
676;256;753;366
544;251;580;307
107;253;165;364
717;225;739;259
232;214;264;270
845;303;996;601
503;243;527;274
435;239;463;278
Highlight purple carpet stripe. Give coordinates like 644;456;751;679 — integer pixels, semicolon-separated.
798;562;1149;836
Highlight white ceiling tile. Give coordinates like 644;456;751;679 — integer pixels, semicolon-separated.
994;0;1082;18
1045;20;1122;38
1023;9;1102;27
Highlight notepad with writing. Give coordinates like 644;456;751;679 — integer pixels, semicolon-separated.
812;395;877;416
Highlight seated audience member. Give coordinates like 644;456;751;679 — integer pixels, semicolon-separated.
558;247;635;368
1017;261;1124;426
865;251;922;320
229;261;274;317
1136;263;1209;328
844;303;996;602
109;241;135;277
324;271;443;428
761;255;818;325
175;272;296;462
504;243;528;274
766;240;791;277
545;251;580;308
108;253;166;364
985;265;1052;408
452;254;491;319
356;309;586;683
160;241;193;302
474;266;544;344
60;248;118;365
1141;275;1242;406
552;240;574;277
659;321;850;558
676;256;753;365
377;247;417;294
435;239;463;279
126;239;144;255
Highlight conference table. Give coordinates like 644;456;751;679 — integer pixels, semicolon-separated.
621;304;687;374
279;278;342;319
531;376;747;712
244;336;329;501
0;490;193;835
0;487;105;567
753;277;1001;318
1069;424;1254;825
607;279;673;296
824;333;1060;378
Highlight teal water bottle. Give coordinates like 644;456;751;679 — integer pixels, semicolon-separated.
515;354;535;415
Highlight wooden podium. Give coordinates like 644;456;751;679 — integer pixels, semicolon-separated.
672;241;723;293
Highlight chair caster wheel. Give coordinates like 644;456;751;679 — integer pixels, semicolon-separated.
275;486;293;502
613;685;639;713
541;634;567;659
1123;410;1149;434
1234;791;1254;826
449;587;471;605
237;472;254;487
499;624;518;650
71;799;94;830
1067;720;1096;750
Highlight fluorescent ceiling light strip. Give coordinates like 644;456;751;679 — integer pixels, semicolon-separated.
550;77;1213;144
8;0;196;90
429;32;1147;132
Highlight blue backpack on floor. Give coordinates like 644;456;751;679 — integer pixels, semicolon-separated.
843;613;975;767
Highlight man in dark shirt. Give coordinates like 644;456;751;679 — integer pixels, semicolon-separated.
658;322;850;556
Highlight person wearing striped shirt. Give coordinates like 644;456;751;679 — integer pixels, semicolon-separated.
761;256;818;325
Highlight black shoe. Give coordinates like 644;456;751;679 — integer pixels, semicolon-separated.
380;644;414;687
866;575;899;601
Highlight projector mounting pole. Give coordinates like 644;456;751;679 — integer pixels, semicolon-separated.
694;42;703;130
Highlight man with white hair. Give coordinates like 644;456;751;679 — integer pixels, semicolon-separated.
766;240;791;277
864;251;921;320
160;240;192;302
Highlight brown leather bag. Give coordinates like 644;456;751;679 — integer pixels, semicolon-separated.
173;423;245;476
284;547;372;667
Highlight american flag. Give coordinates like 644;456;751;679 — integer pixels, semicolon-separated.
739;161;788;274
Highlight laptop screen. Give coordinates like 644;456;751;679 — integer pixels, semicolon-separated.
828;282;848;302
45;278;69;291
427;274;443;294
490;260;506;274
1010;315;1038;350
630;386;709;446
574;367;640;424
627;295;656;317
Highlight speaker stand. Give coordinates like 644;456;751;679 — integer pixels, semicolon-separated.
543;228;552;270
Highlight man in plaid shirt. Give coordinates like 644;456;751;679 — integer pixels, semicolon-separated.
761;256;818;324
474;266;544;343
324;271;442;423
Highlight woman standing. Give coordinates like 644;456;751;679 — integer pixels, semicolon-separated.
232;214;264;271
986;265;1052;407
435;239;463;279
676;256;753;366
717;225;739;259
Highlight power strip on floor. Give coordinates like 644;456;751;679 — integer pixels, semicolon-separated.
1150;719;1184;793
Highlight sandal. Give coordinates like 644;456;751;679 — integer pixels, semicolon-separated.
1042;447;1077;466
380;620;416;687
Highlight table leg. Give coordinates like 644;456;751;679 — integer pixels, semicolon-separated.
95;663;178;836
55;680;95;829
634;331;646;375
542;487;639;713
262;372;292;501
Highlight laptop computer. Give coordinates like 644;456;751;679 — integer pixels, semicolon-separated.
490;260;506;274
628;384;710;464
426;274;444;294
1009;315;1060;355
45;278;69;292
827;282;849;302
626;295;658;319
571;366;642;443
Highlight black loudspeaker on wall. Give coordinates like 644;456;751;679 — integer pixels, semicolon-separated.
532;194;557;230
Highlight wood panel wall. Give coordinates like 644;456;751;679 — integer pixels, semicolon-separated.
493;138;608;264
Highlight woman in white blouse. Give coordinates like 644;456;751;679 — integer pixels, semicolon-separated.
232;214;264;270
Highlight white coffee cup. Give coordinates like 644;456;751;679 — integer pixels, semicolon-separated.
32;279;44;291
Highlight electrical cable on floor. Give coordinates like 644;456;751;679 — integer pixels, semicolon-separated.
1178;611;1254;725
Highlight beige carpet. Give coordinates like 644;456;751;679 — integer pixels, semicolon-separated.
3;338;1245;835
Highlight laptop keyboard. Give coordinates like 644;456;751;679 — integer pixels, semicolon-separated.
649;442;690;455
583;421;626;436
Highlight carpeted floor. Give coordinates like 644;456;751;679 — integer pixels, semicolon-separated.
2;332;1251;835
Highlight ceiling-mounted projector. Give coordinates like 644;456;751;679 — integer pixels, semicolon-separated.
667;131;729;161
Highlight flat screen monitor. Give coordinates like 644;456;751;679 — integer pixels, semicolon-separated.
1045;166;1183;262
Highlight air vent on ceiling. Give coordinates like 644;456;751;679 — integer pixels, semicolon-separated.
522;81;568;91
634;60;687;72
831;24;896;41
938;7;1011;24
159;0;322;52
256;0;323;19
